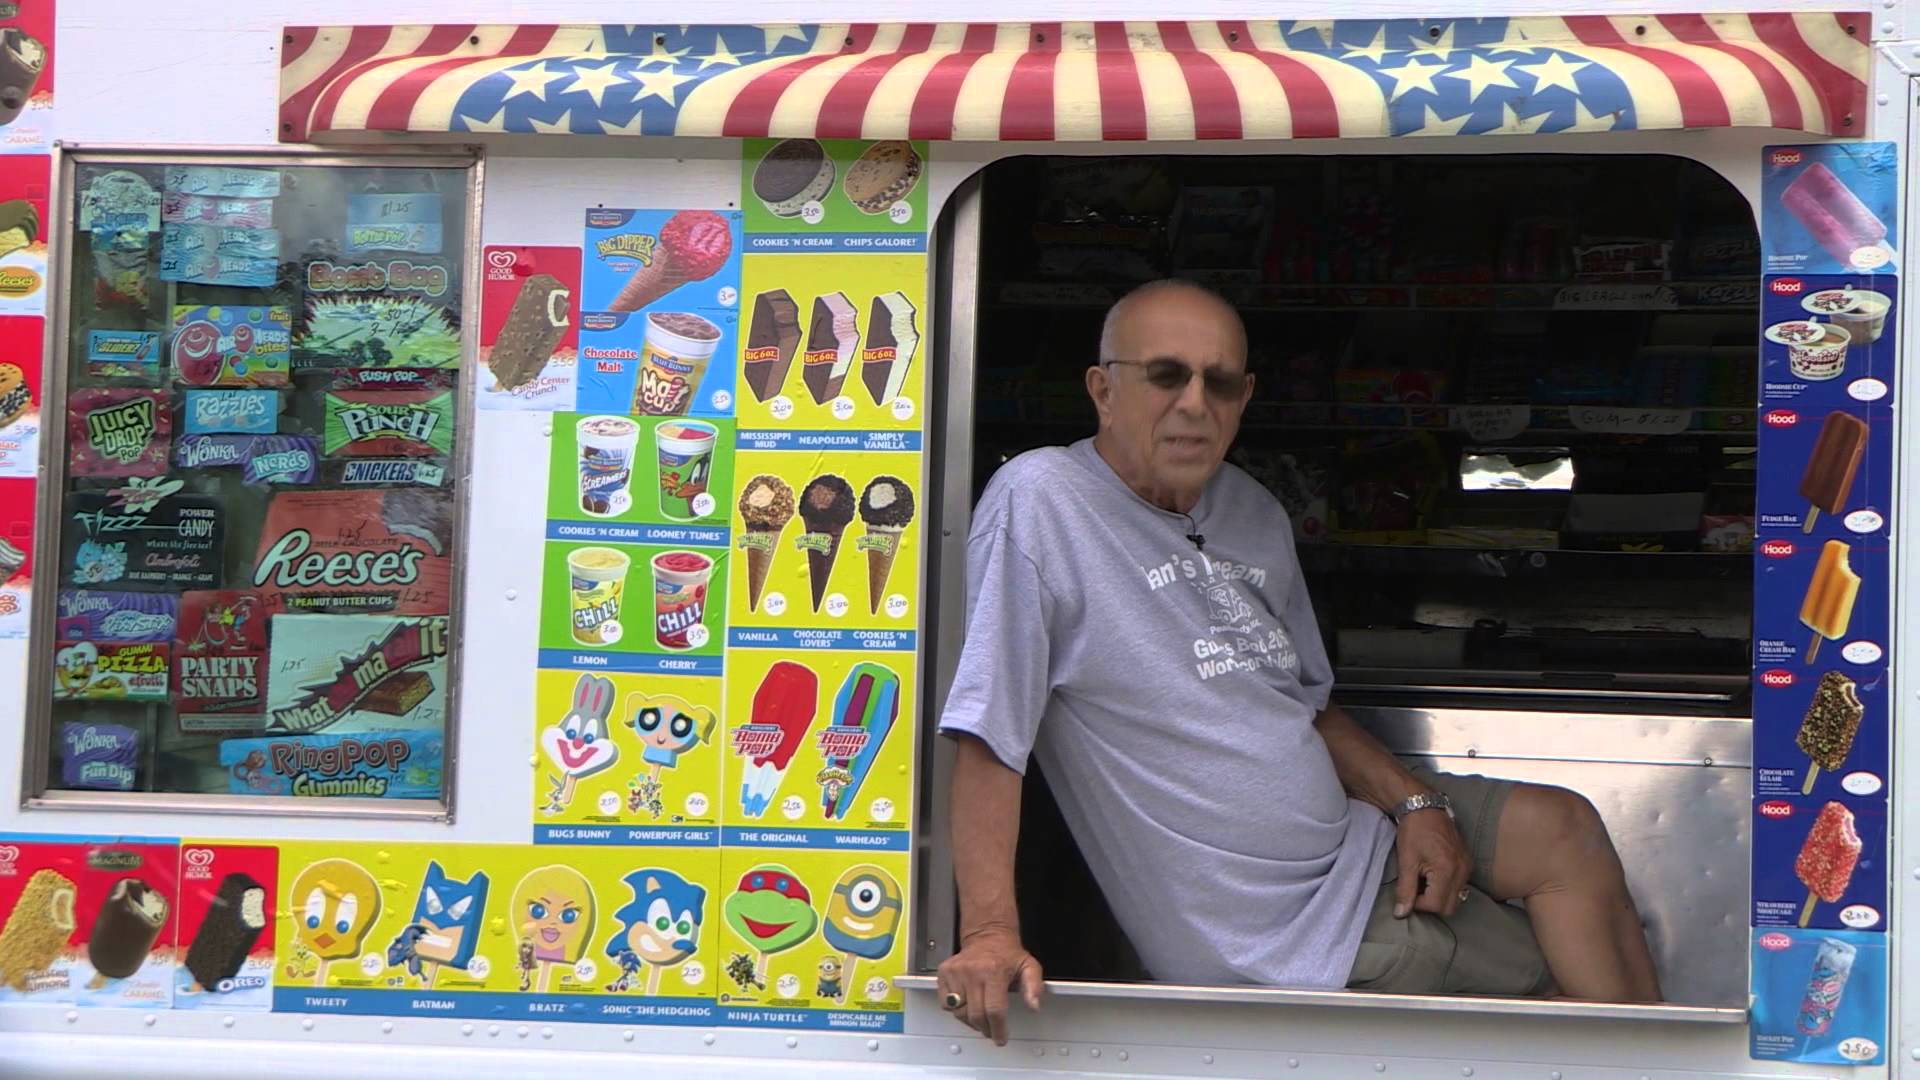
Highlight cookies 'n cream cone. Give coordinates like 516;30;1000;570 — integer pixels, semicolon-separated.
856;477;916;615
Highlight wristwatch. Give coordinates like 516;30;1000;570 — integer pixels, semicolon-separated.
1389;791;1454;824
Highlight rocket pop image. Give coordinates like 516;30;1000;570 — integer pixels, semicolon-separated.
1781;162;1893;269
1799;540;1861;664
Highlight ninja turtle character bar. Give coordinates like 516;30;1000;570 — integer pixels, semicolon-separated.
722;865;818;990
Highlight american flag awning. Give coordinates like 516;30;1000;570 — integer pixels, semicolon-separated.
281;17;1870;144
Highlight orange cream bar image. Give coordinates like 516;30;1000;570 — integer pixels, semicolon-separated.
1800;540;1860;664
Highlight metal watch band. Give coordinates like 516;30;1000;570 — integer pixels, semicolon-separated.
1391;791;1453;822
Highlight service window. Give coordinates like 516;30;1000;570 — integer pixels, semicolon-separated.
26;151;475;813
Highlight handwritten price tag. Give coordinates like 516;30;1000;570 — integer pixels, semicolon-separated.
1451;405;1530;441
1553;284;1679;310
1567;407;1693;435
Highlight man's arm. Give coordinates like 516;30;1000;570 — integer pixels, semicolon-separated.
936;733;1044;1046
1314;703;1472;918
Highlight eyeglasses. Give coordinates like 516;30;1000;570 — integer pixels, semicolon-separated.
1102;359;1249;403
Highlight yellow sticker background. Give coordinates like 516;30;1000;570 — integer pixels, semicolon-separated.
533;670;724;832
714;847;909;1017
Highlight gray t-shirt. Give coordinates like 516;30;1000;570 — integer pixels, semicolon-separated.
938;439;1392;989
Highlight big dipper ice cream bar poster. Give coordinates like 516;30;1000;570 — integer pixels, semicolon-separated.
1760;275;1897;408
0;836;179;1008
1761;144;1898;276
727;454;921;641
538;540;729;676
741;139;928;252
269;841;720;1020
578;209;741;418
530;670;722;847
719;651;913;851
714;847;909;1031
735;253;926;437
1753;406;1891;540
546;412;736;540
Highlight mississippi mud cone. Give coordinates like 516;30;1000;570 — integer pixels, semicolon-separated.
797;475;855;612
737;475;796;613
856;476;916;614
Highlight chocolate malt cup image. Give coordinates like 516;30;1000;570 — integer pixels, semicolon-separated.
1830;291;1891;346
568;547;631;646
652;550;715;651
633;312;721;417
1788;324;1851;382
576;415;640;517
655;420;718;521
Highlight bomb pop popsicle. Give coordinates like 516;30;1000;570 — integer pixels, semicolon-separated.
1797;671;1863;794
1795;800;1861;927
1800;540;1860;664
818;663;901;820
1781;162;1890;267
1799;413;1867;534
735;661;818;818
1796;937;1857;1037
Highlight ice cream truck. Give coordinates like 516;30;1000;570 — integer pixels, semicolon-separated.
0;1;1915;1076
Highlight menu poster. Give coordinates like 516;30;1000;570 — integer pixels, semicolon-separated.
0;0;54;155
1761;144;1899;276
0;836;180;1008
1750;929;1887;1065
1759;274;1897;409
0;474;29;637
477;244;582;411
171;842;278;1010
0;314;41;476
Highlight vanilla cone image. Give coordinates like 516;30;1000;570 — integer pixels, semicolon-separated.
737;475;796;613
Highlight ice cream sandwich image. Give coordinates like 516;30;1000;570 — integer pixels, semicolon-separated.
0;28;45;128
0;197;38;260
752;139;834;219
841;141;922;215
184;873;267;992
86;877;169;983
744;289;801;402
861;292;918;407
0;361;28;429
803;293;859;406
487;273;570;392
0;869;77;991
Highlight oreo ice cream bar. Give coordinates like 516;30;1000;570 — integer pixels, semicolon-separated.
185;873;267;990
802;292;859;406
861;292;918;407
0;27;45;127
87;877;169;980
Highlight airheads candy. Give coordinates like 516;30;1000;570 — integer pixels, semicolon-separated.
252;490;451;615
68;389;170;477
323;387;453;457
221;731;442;798
171;305;292;387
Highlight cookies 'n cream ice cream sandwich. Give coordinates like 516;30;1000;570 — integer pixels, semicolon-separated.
803;292;859;405
861;292;918;407
753;139;834;219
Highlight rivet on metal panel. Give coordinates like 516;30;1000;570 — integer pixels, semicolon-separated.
283;34;293;44
1842;114;1854;127
468;35;479;46
1229;31;1240;42
461;1024;473;1036
506;589;518;601
623;1031;635;1042
1911;867;1920;880
703;1032;716;1045
63;1011;76;1024
1467;748;1478;758
381;1022;394;1034
517;1025;530;1038
1847;23;1859;34
222;1015;235;1028
1036;32;1047;44
1059;1047;1071;1056
1203;1054;1215;1065
1463;1069;1474;1077
1878;94;1891;106
655;34;666;46
1701;757;1713;767
1091;1049;1102;1058
488;1025;500;1037
1633;24;1646;35
1375;1065;1387;1074
541;1027;554;1040
1911;45;1920;57
144;1014;158;1027
1033;1048;1046;1058
1551;1073;1563;1080
1881;21;1895;34
786;1036;799;1049
867;1040;880;1051
1288;1061;1299;1069
950;1044;963;1055
1428;25;1441;37
1120;1051;1131;1062
542;424;553;437
1911;1047;1920;1061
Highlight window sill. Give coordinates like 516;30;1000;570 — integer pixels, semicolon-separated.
894;975;1744;1024
25;789;451;821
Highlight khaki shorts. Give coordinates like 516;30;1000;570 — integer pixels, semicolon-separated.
1345;767;1554;997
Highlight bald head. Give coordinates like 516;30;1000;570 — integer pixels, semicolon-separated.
1098;279;1247;366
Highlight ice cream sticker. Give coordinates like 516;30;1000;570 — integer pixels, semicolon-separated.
1763;144;1899;275
742;139;928;251
583;208;739;315
530;669;721;845
479;244;581;411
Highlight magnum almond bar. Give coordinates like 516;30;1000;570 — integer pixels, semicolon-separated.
803;293;859;406
488;273;570;392
744;289;801;402
861;292;918;407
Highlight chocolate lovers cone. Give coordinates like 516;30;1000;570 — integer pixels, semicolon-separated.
87;878;169;983
737;475;796;613
797;475;856;612
744;289;802;402
487;273;570;391
856;476;915;614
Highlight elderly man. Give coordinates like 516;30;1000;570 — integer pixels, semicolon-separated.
935;280;1662;1045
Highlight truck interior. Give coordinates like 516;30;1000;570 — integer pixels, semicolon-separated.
928;152;1758;1008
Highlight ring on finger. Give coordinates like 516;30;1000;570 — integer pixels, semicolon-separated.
1457;889;1471;903
943;991;966;1010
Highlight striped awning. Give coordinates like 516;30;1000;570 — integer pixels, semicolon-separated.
281;16;1870;144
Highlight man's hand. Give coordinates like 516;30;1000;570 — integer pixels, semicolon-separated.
935;926;1044;1046
1393;807;1472;918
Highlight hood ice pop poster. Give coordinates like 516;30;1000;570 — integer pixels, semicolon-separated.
1761;144;1898;276
532;670;722;847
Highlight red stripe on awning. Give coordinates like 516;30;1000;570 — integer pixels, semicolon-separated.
1657;15;1802;130
1157;22;1242;140
816;23;938;138
1750;13;1863;133
281;27;396;142
1566;16;1731;129
906;23;999;139
1000;22;1061;140
1222;20;1338;138
283;26;317;69
1093;23;1148;140
312;26;484;135
364;26;560;134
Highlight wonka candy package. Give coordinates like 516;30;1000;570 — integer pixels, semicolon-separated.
171;305;292;387
323;386;453;457
53;589;178;702
173;843;277;1010
223;730;443;799
67;389;170;477
174;434;318;485
0;837;181;1008
63;484;223;590
58;723;140;791
173;590;268;735
251;489;451;615
264;614;448;735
